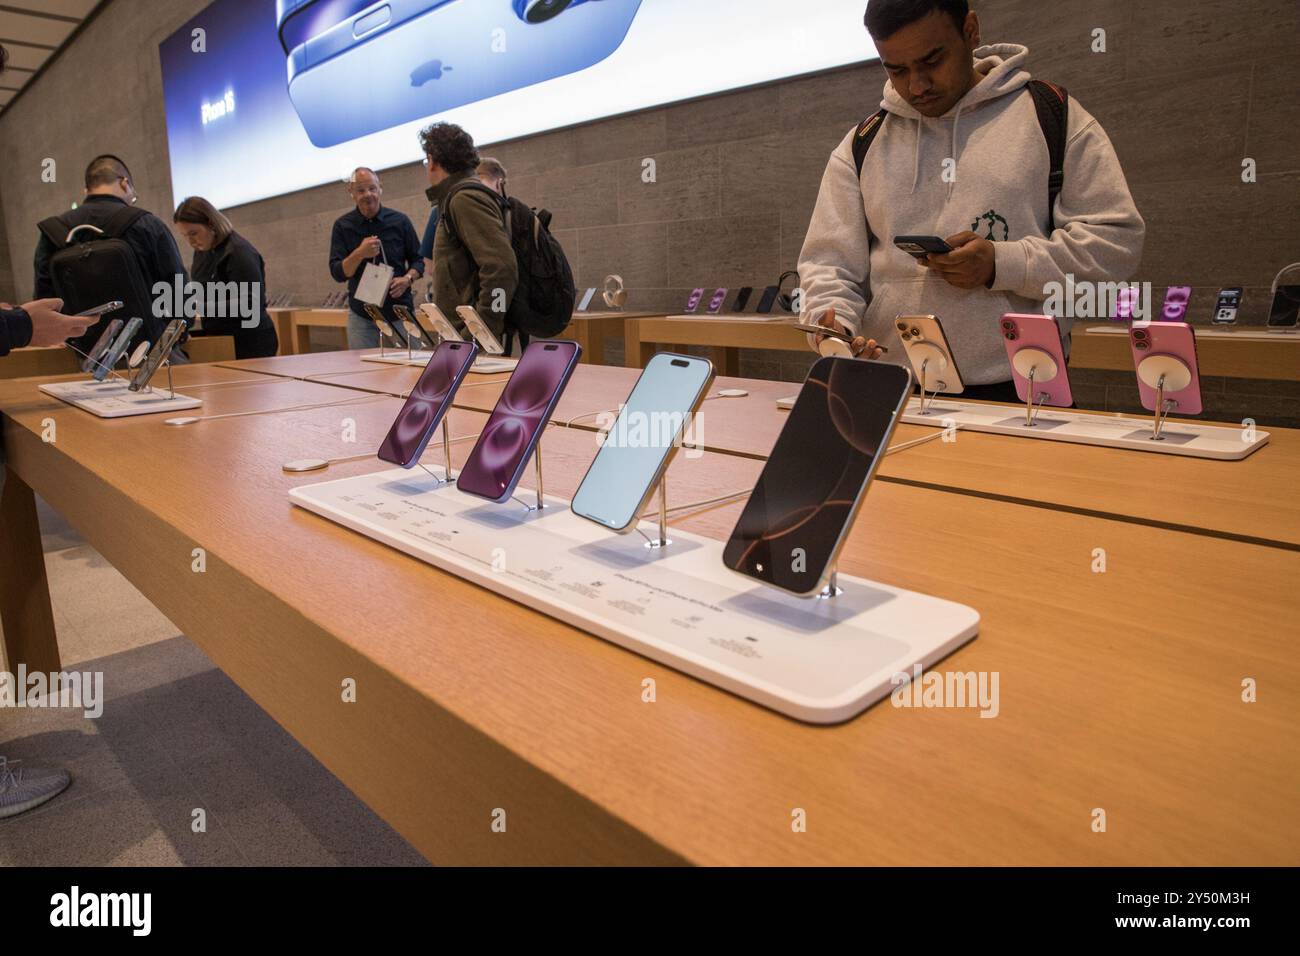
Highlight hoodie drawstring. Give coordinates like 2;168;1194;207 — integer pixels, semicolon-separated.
948;103;964;202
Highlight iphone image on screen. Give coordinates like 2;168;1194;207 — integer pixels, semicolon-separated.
377;339;480;467
722;358;912;596
456;340;582;503
570;352;715;533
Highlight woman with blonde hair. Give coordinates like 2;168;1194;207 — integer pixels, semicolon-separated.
173;196;279;358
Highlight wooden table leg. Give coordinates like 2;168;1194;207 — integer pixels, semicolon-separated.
624;320;651;369
294;320;312;356
585;321;608;367
0;466;60;672
710;346;740;377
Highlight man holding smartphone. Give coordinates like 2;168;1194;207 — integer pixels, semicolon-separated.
802;0;1144;401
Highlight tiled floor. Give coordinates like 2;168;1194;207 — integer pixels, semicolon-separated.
0;496;427;866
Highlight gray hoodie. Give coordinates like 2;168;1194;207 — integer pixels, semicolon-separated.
798;43;1145;384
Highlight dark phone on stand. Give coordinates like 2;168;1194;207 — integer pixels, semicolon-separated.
722;358;912;596
456;340;582;503
377;340;480;467
730;287;753;312
755;286;779;313
1266;286;1300;329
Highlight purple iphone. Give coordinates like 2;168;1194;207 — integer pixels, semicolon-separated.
706;287;728;314
684;288;705;313
1129;321;1202;416
377;339;479;467
1162;286;1192;322
456;340;582;503
1000;313;1073;407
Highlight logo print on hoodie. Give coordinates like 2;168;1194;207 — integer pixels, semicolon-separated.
971;210;1009;241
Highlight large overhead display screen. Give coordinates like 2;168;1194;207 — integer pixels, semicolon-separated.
160;0;876;209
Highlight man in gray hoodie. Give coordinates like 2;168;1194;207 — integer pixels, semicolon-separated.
802;0;1145;401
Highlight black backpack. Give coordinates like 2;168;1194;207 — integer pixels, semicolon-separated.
852;79;1069;231
442;180;576;338
37;205;163;352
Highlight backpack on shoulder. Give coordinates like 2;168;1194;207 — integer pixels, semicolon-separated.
37;205;164;351
442;180;577;339
852;79;1069;232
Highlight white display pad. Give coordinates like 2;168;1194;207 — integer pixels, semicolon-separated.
289;470;979;723
901;398;1269;460
777;395;796;409
360;350;435;366
39;379;202;419
358;352;517;373
667;313;790;323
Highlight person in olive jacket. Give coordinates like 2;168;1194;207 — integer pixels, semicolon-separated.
173;196;279;359
419;122;518;339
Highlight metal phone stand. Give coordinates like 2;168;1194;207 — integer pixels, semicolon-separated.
1010;347;1058;427
909;341;952;416
417;419;458;485
644;477;671;550
1136;354;1192;442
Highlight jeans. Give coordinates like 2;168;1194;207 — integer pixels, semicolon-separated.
346;310;381;350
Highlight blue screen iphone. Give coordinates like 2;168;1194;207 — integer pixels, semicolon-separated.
570;353;714;532
279;0;644;147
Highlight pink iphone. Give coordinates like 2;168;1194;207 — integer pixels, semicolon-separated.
1128;321;1202;415
1162;286;1191;322
1000;313;1073;407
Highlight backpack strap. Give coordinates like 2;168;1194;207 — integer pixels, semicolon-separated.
1026;79;1069;233
440;179;506;242
101;204;150;239
37;215;71;250
851;108;889;178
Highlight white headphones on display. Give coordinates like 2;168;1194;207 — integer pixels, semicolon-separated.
602;274;627;309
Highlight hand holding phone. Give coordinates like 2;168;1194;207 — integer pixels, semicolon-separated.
894;235;953;261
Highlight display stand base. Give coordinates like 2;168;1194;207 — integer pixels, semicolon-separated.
289;470;979;723
360;350;435;366
39;380;202;419
900;397;1269;460
471;356;518;374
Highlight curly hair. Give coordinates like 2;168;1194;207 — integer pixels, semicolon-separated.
418;122;480;175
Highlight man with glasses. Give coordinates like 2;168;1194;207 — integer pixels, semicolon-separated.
328;167;423;349
32;154;189;355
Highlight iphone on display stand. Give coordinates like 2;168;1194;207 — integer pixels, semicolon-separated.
392;305;427;348
79;318;125;374
417;303;464;343
722;358;912;597
129;319;188;392
730;287;753;313
894;314;964;407
684;288;705;313
455;305;505;355
92;317;143;382
999;313;1073;424
1212;287;1242;325
576;288;598;312
377;339;480;469
755;285;779;313
455;340;582;505
571;352;715;537
706;287;728;314
363;303;404;348
1161;286;1191;322
1266;285;1300;332
1129;321;1202;424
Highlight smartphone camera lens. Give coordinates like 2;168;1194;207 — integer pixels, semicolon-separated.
1133;328;1147;340
896;321;908;332
900;332;911;341
1004;331;1018;341
1001;320;1015;332
1134;340;1148;350
909;327;921;338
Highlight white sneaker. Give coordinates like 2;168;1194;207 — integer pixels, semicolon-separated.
0;756;71;819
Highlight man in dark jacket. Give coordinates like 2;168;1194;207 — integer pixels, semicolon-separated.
420;123;518;339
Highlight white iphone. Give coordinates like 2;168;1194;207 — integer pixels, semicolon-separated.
456;305;506;355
